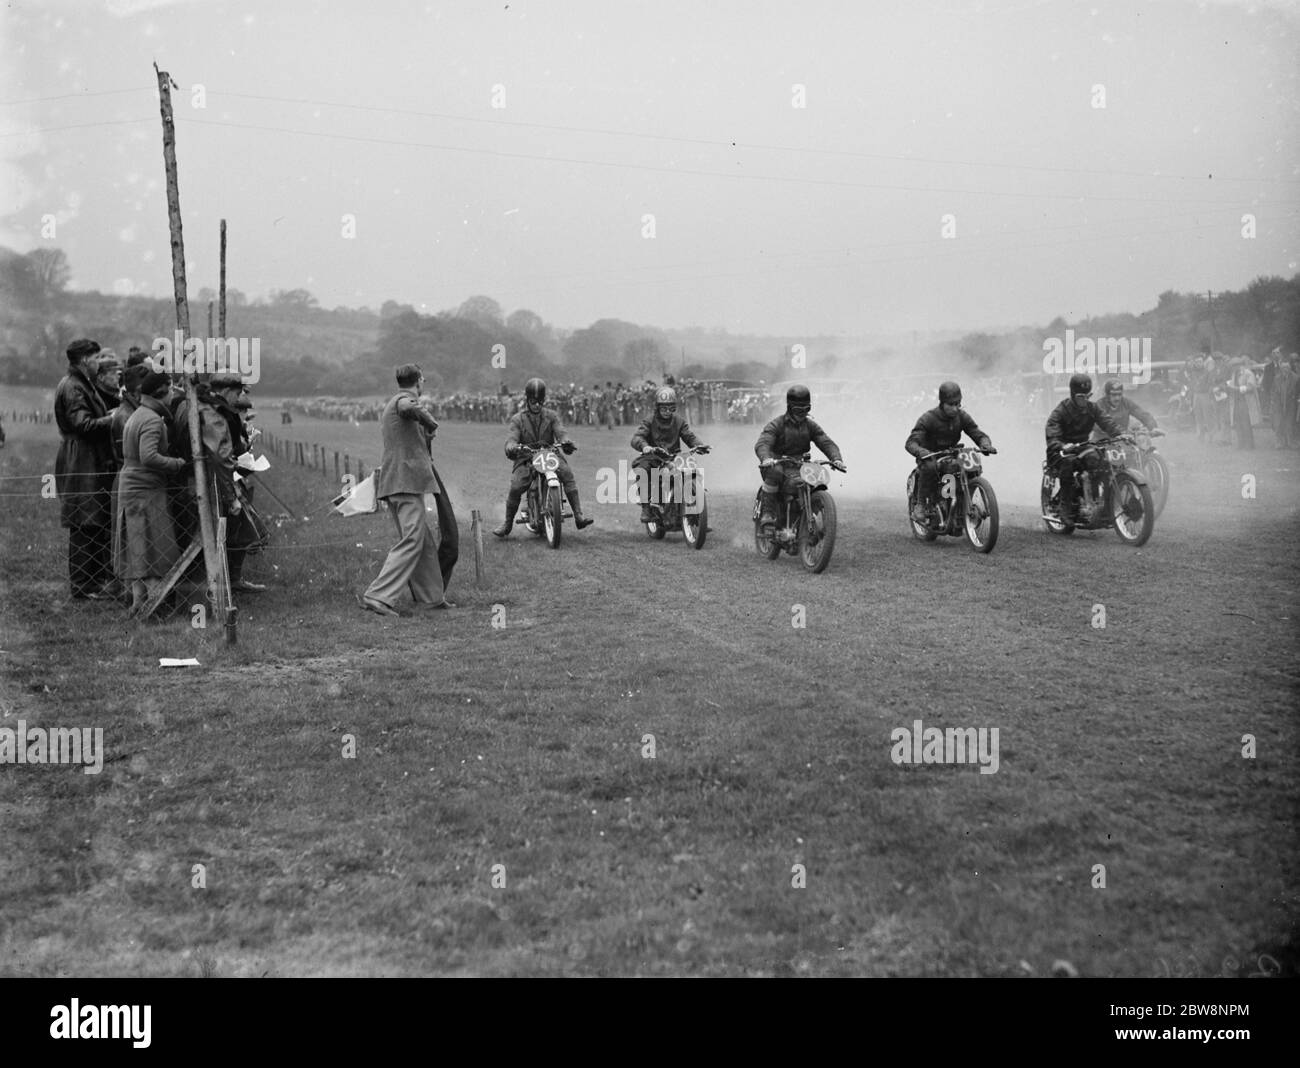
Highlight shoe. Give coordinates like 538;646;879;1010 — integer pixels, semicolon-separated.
358;594;399;618
232;579;266;592
414;599;457;610
910;502;929;524
574;515;594;529
492;519;513;538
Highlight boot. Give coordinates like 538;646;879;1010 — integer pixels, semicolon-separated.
639;503;654;523
570;490;594;529
759;491;778;526
493;490;522;537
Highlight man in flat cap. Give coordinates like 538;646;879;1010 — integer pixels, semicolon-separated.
54;338;117;599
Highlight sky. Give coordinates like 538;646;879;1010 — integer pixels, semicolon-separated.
1;0;1297;337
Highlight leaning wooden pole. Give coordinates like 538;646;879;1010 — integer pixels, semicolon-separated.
218;219;227;338
154;63;224;612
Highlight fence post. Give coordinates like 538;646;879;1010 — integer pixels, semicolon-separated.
334;451;340;483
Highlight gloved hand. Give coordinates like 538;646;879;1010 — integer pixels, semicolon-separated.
830;460;847;472
561;441;576;454
505;444;518;459
1151;428;1165;437
984;445;998;455
696;445;711;454
759;458;777;469
1047;442;1063;464
641;445;655;455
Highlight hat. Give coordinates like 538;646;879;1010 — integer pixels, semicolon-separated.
209;374;245;391
96;357;121;373
141;371;172;395
66;338;101;362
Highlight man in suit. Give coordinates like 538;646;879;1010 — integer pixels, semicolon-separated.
361;364;455;617
54;338;116;599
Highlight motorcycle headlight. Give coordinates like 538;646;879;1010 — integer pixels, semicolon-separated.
1106;447;1124;464
800;462;826;486
672;453;689;471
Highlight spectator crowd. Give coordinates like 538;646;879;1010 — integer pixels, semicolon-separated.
53;339;269;617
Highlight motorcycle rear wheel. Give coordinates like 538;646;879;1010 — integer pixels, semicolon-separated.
1041;477;1074;535
799;492;837;573
907;472;937;543
753;492;780;560
964;477;999;553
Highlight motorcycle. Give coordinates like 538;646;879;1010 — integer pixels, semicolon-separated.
905;445;999;553
1041;435;1154;547
752;455;845;574
641;445;710;549
515;442;577;549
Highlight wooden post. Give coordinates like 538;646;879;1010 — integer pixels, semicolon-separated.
471;509;485;586
154;63;224;621
334;451;340;483
218;219;227;338
357;462;365;482
344;454;351;476
207;299;213;340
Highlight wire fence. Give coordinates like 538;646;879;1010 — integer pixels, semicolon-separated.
3;415;391;629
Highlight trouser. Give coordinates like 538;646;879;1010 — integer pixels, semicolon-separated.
364;493;443;607
68;524;112;596
1054;452;1104;517
914;456;959;504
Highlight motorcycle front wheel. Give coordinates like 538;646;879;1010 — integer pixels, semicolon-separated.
964;477;999;553
799;491;837;573
544;486;563;548
682;493;707;550
1111;472;1154;547
1143;452;1170;519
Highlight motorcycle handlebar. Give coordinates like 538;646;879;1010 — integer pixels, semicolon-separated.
918;446;995;462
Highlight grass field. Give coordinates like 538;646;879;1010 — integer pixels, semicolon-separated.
1;395;1297;977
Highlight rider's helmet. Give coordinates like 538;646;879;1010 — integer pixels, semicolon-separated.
1069;373;1093;398
938;381;962;407
524;377;546;409
786;384;812;422
654;386;677;421
1103;379;1124;401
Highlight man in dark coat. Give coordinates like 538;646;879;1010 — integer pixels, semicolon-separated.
630;386;708;523
54;338;116;599
1045;373;1124;522
905;380;996;526
754;384;845;526
361;364;457;616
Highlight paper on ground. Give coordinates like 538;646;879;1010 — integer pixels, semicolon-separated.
159;658;201;667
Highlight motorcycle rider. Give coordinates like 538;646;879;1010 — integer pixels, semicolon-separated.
1045;373;1125;522
630;386;709;524
493;377;592;537
755;384;846;527
1093;379;1163;438
904;380;996;527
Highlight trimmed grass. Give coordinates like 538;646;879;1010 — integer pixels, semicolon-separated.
1;415;1296;976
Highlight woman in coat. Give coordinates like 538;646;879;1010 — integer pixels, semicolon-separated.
116;372;188;616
